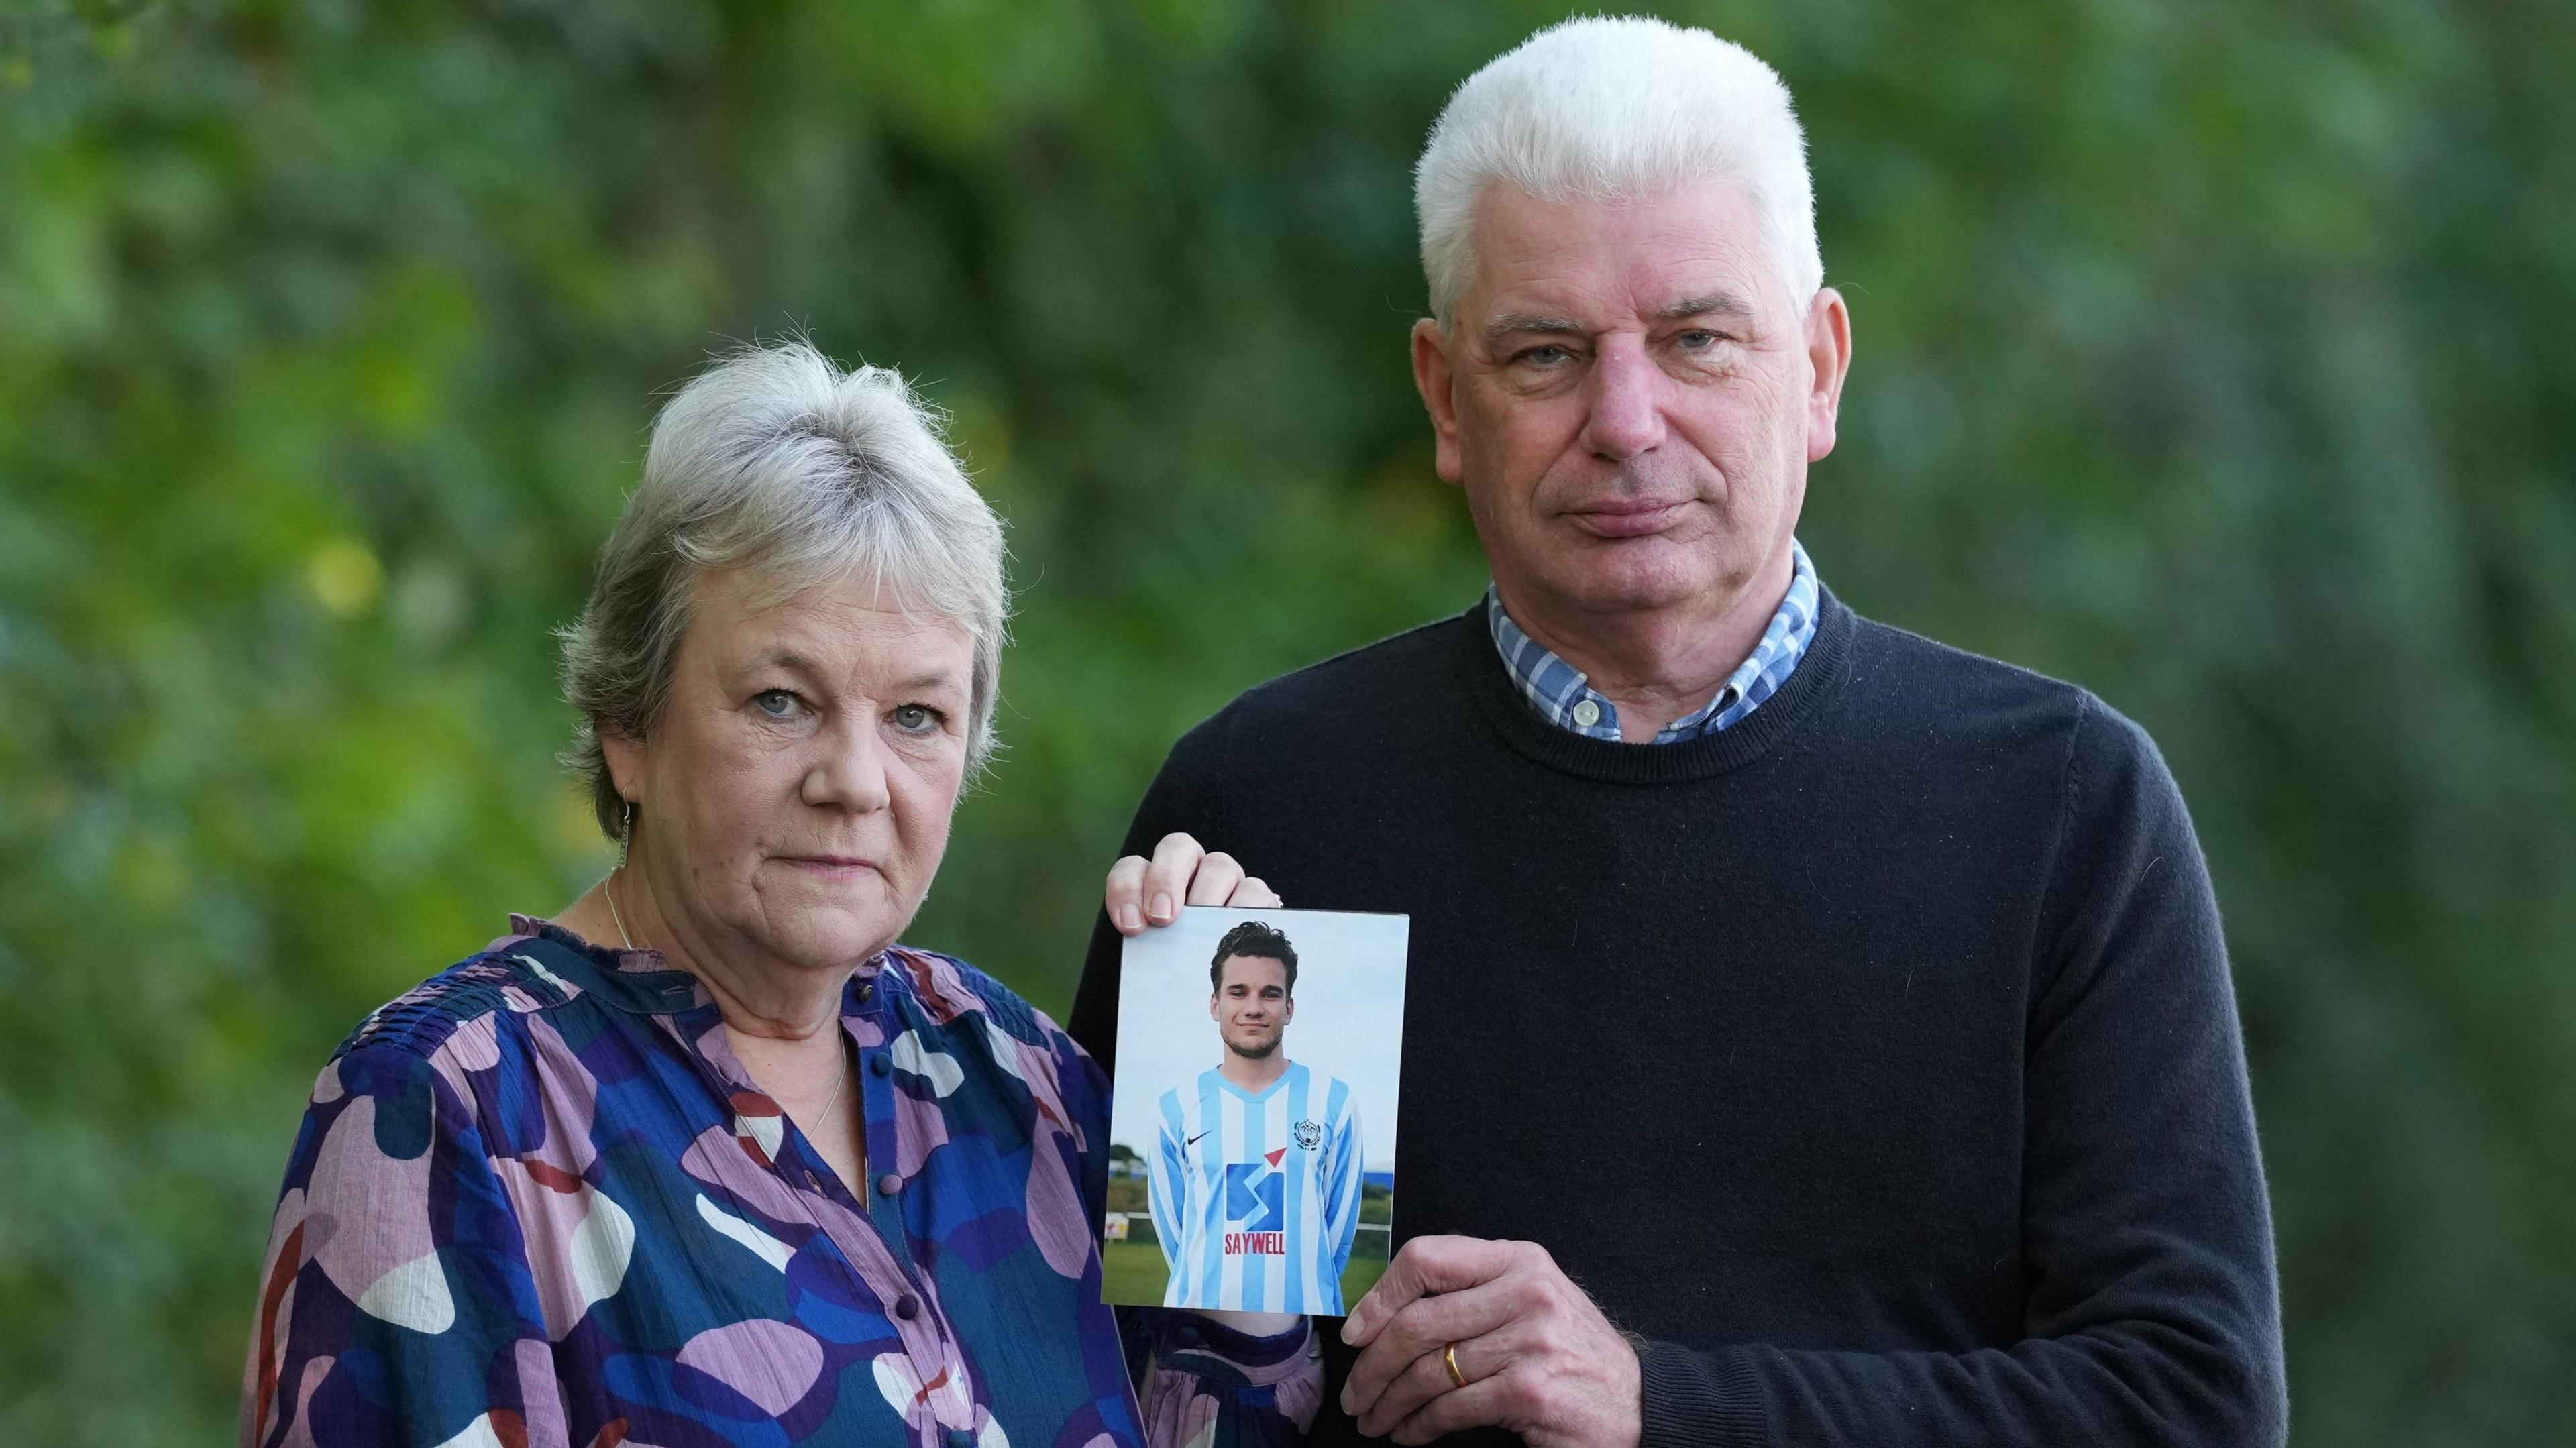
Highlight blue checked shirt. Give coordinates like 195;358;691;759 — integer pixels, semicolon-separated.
1487;540;1819;743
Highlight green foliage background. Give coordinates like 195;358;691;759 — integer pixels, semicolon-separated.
3;0;2571;1441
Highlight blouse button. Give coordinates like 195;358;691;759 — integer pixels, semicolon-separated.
869;1054;891;1077
804;1169;825;1192
944;1431;975;1448
876;1172;904;1197
857;980;876;1003
894;1294;920;1320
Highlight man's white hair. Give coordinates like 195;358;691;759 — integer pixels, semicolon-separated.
558;341;1009;842
1415;16;1822;324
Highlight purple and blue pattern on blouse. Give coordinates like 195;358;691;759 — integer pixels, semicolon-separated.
244;918;1314;1448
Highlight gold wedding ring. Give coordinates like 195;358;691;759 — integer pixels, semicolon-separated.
1444;1341;1468;1390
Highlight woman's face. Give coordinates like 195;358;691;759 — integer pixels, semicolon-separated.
605;567;974;978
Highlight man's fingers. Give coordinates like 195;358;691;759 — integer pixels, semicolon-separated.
1387;1373;1517;1447
1103;855;1150;934
1352;1337;1462;1439
1339;1278;1519;1420
1183;851;1246;907
1142;833;1206;924
1109;836;1279;928
1350;1318;1523;1437
1342;1235;1523;1346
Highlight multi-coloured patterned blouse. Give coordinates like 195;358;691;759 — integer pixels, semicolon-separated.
243;917;1320;1448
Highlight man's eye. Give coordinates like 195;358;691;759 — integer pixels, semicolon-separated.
752;689;802;718
1519;344;1572;367
1675;329;1718;350
891;703;945;734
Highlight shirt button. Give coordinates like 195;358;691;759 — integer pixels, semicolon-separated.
894;1294;920;1320
876;1172;903;1197
869;1054;891;1077
804;1169;825;1192
1572;699;1602;728
944;1431;975;1448
857;980;876;1003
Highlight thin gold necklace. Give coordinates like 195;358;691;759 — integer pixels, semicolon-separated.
808;1040;851;1129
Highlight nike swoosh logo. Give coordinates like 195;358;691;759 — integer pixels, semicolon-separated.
1186;1131;1210;1146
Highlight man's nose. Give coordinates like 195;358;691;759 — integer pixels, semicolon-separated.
803;718;892;814
1578;335;1668;463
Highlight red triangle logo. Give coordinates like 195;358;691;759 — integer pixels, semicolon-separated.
1265;1147;1287;1168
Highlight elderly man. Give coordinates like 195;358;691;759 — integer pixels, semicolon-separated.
1075;16;2285;1448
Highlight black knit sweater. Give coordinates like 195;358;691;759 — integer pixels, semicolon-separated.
1070;592;2286;1447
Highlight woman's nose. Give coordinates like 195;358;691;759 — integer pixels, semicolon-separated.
803;722;893;812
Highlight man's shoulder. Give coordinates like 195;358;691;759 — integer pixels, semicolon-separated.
1841;607;2123;743
1295;1062;1361;1109
1197;610;1476;737
1839;605;2176;797
1844;608;2084;707
1157;1070;1214;1117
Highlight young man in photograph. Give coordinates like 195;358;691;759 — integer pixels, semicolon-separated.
1148;921;1367;1315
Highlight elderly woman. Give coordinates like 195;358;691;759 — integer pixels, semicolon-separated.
242;344;1314;1448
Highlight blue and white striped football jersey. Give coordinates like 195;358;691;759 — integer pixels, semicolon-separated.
1148;1061;1366;1314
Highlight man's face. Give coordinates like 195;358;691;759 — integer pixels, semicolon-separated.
1411;181;1849;622
1210;954;1294;1060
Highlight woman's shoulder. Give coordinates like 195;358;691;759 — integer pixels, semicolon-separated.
330;922;598;1070
877;944;1051;1037
877;947;1108;1144
877;945;1081;1059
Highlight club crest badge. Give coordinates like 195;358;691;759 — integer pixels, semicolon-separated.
1293;1119;1324;1150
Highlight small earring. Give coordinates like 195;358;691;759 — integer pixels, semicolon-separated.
619;799;636;868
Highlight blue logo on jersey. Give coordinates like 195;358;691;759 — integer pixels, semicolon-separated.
1224;1162;1283;1231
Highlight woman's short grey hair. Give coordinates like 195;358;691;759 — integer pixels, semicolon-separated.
1415;17;1823;325
559;341;1008;842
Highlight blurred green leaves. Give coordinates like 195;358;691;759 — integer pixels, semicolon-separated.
3;0;2572;1442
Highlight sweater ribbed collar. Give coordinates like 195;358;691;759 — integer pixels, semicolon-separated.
1455;586;1857;785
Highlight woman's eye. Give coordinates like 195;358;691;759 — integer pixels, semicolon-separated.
891;704;944;734
752;689;802;718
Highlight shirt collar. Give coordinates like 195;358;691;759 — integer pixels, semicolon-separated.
1485;539;1819;744
500;913;886;1017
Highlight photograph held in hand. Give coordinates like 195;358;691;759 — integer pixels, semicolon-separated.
1102;906;1405;1317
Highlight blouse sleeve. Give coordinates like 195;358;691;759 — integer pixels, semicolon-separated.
1134;1311;1323;1448
242;1043;557;1448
